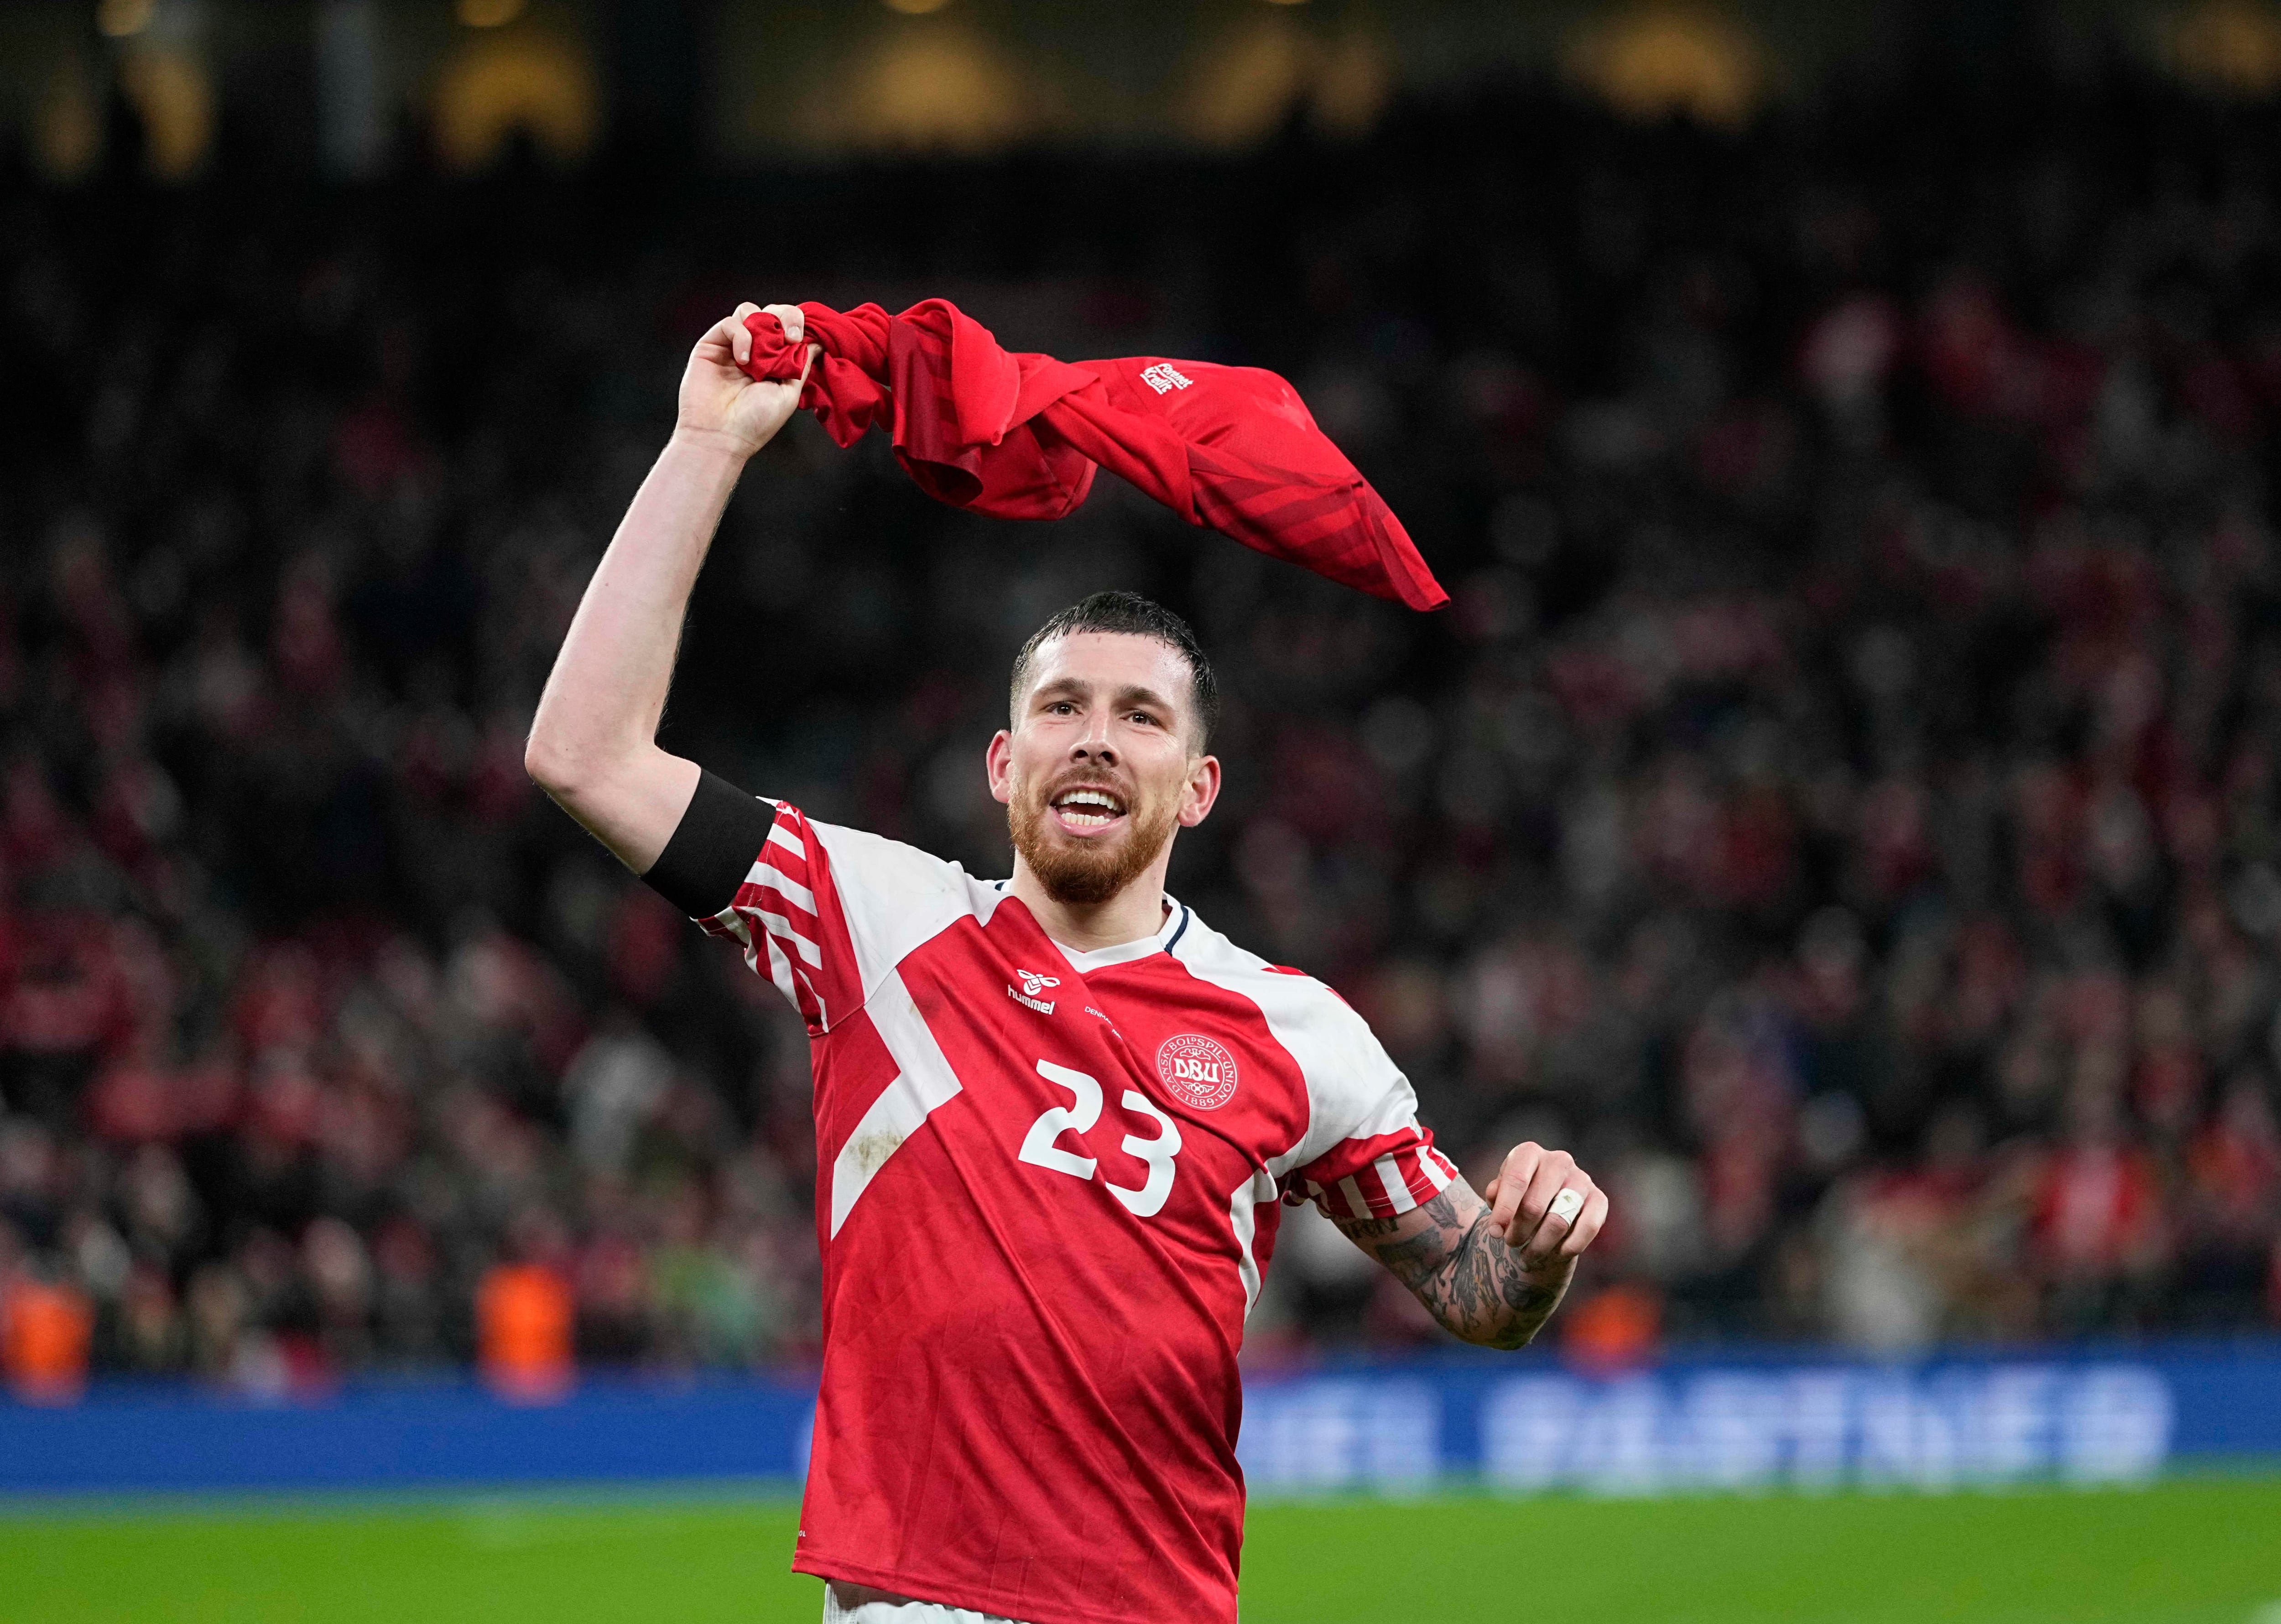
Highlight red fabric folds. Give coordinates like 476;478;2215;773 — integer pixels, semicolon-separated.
742;299;1447;612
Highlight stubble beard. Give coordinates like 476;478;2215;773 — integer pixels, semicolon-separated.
1009;779;1181;907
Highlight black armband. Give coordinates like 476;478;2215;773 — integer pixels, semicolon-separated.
641;769;777;919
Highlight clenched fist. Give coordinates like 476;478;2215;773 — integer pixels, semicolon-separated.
1483;1141;1608;1271
675;302;815;459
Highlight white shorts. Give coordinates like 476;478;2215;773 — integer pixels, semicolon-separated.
822;1580;1033;1624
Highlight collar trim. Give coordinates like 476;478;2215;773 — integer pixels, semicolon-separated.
1051;899;1187;973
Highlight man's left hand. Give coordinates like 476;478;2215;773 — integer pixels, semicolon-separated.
1483;1141;1608;1271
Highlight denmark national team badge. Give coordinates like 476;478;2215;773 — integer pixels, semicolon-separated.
1156;1033;1238;1110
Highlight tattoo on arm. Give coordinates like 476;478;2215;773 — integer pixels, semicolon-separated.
1333;1186;1568;1350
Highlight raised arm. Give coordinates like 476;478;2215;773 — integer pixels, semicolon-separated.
1332;1142;1607;1350
524;302;812;871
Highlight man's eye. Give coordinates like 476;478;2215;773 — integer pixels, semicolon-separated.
1130;713;1158;727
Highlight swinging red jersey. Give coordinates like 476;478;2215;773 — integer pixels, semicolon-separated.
679;791;1450;1624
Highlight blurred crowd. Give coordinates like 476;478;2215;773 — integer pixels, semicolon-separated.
5;63;2281;1391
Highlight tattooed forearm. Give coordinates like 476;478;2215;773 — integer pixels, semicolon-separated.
1333;1187;1570;1349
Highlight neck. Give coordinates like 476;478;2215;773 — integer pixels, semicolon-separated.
1008;862;1171;954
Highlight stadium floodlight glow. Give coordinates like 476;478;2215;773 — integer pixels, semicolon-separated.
457;0;526;27
884;0;954;13
95;0;155;38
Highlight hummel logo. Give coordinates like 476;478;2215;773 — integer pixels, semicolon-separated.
1015;968;1062;997
1007;984;1056;1015
1139;363;1193;395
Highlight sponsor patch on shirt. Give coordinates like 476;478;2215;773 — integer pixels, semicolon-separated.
1157;1033;1238;1109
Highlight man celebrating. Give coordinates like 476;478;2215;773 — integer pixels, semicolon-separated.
525;303;1608;1624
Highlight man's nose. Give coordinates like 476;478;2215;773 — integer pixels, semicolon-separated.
1071;716;1118;762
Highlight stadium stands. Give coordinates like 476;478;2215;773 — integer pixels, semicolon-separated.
1;62;2279;1392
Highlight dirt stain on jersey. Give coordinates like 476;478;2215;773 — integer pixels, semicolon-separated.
849;1129;905;1175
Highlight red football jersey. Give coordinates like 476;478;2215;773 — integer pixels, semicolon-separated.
698;801;1450;1624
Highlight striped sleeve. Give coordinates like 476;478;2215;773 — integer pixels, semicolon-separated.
1295;1129;1459;1221
695;801;856;1031
691;798;977;1036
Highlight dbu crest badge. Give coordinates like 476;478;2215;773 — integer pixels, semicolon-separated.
1156;1033;1238;1110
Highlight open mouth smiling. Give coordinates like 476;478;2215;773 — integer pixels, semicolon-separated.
1050;785;1129;834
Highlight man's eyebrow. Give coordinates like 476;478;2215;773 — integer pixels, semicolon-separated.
1112;684;1179;717
1028;676;1087;706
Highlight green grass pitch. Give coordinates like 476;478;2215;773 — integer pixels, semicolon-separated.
3;1477;2277;1624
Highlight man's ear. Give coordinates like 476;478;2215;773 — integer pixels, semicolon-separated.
1180;754;1222;827
985;729;1015;806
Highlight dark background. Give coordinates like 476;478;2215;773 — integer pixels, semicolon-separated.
3;0;2280;1387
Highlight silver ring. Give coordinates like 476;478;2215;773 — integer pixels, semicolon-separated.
1549;1187;1584;1224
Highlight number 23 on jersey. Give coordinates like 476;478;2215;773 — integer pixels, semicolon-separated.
1018;1059;1183;1218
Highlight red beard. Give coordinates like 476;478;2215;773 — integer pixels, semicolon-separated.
1008;778;1179;907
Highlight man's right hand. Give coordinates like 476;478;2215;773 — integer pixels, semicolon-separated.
676;301;815;458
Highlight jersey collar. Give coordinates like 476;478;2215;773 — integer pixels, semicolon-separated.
1049;895;1191;974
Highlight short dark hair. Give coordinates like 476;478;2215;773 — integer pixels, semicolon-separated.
1008;590;1220;750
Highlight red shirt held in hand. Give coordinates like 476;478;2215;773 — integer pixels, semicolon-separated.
739;299;1448;613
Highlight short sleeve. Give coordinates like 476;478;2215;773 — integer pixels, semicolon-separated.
1280;999;1458;1221
1167;921;1460;1223
687;797;974;1034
